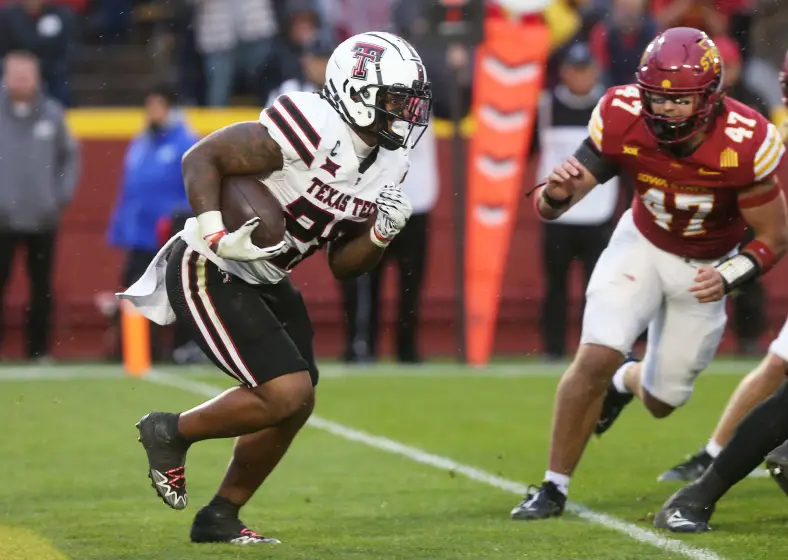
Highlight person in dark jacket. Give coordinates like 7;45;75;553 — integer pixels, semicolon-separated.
0;0;78;106
0;51;80;361
588;0;657;88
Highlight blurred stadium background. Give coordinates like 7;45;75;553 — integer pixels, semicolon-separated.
4;2;788;559
2;0;788;365
0;0;788;366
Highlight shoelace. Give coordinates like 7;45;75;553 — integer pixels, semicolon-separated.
164;466;185;489
240;528;265;539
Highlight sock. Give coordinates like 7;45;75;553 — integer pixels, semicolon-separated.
695;380;788;504
612;362;631;394
544;470;570;496
704;439;723;459
167;412;192;448
206;494;242;518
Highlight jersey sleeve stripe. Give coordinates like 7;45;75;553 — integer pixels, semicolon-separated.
279;95;321;148
264;107;315;167
755;141;785;181
588;103;603;151
589;124;602;151
754;127;779;167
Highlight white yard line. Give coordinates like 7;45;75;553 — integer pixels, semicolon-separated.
144;369;725;560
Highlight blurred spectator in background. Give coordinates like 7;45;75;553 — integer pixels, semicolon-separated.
589;0;657;87
534;44;617;360
170;2;202;106
191;0;278;106
717;34;767;115
261;0;324;104
0;0;78;106
328;0;392;41
0;51;79;361
108;83;195;292
91;0;132;44
390;0;473;119
651;0;746;40
266;33;333;104
715;35;769;354
106;83;197;361
341;126;439;364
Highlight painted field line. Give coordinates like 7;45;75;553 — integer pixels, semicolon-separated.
144;369;724;560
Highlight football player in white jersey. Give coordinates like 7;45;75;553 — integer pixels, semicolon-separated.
120;31;431;544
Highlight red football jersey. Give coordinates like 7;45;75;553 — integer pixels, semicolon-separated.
589;85;786;259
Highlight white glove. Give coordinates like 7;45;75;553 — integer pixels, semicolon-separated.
370;185;413;248
198;211;288;262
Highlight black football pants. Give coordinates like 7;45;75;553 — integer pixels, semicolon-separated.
0;230;57;358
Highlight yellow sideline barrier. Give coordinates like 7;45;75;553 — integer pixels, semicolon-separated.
65;108;476;140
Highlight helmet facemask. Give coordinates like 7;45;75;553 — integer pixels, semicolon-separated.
639;85;720;144
356;80;432;150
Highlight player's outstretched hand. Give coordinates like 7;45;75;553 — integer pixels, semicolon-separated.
689;265;725;303
205;217;288;262
546;156;584;200
372;184;413;245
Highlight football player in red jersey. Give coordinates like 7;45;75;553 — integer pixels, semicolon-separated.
649;50;788;533
511;27;788;521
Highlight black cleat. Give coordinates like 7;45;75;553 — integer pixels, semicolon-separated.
654;485;715;533
595;386;634;436
190;506;280;545
510;482;566;520
136;412;190;510
766;440;788;497
595;355;638;436
658;449;713;482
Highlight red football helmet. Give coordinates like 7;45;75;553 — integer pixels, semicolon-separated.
781;49;788;106
636;27;723;144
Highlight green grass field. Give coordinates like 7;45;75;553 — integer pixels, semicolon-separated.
2;359;787;560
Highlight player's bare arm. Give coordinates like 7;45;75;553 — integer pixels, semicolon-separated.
534;139;618;220
182;122;284;215
181;122;288;261
326;220;385;280
690;178;788;303
328;184;413;279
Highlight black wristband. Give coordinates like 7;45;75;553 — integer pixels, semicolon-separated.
541;188;572;209
715;252;761;293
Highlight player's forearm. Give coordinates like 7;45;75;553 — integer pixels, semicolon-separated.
534;188;570;220
716;223;788;293
327;230;386;280
533;185;593;221
743;231;788;270
736;189;788;276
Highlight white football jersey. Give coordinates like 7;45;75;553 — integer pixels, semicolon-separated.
219;91;411;284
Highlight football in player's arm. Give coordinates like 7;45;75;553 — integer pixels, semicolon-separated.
533;127;788;303
182;122;410;280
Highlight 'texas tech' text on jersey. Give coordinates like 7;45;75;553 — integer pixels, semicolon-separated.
221;92;410;284
589;85;786;260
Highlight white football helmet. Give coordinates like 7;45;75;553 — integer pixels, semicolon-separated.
324;31;432;150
